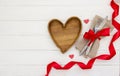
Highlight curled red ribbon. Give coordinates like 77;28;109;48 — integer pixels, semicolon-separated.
84;28;110;45
45;0;120;76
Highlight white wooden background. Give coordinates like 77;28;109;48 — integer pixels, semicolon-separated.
0;0;119;76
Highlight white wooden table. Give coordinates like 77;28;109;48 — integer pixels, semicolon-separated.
0;0;119;76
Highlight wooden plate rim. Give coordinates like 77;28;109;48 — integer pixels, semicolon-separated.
48;16;82;53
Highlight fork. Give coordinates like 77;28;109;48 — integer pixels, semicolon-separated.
80;16;108;56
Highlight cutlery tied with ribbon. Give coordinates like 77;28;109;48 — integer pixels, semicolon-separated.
75;15;114;58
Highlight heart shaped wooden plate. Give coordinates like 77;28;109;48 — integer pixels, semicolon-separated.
48;17;82;53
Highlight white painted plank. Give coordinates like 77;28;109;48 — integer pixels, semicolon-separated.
0;49;119;65
115;14;120;23
0;0;110;6
0;21;116;36
0;21;48;36
0;65;118;76
0;6;112;21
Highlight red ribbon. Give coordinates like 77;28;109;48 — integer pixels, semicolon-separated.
45;0;120;76
84;28;110;45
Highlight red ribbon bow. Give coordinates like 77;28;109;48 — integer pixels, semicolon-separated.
84;28;110;45
45;0;120;76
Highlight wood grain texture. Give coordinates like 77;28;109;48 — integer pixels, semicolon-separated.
49;17;82;53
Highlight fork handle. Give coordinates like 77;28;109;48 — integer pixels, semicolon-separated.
85;41;95;55
79;41;90;56
79;45;88;56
